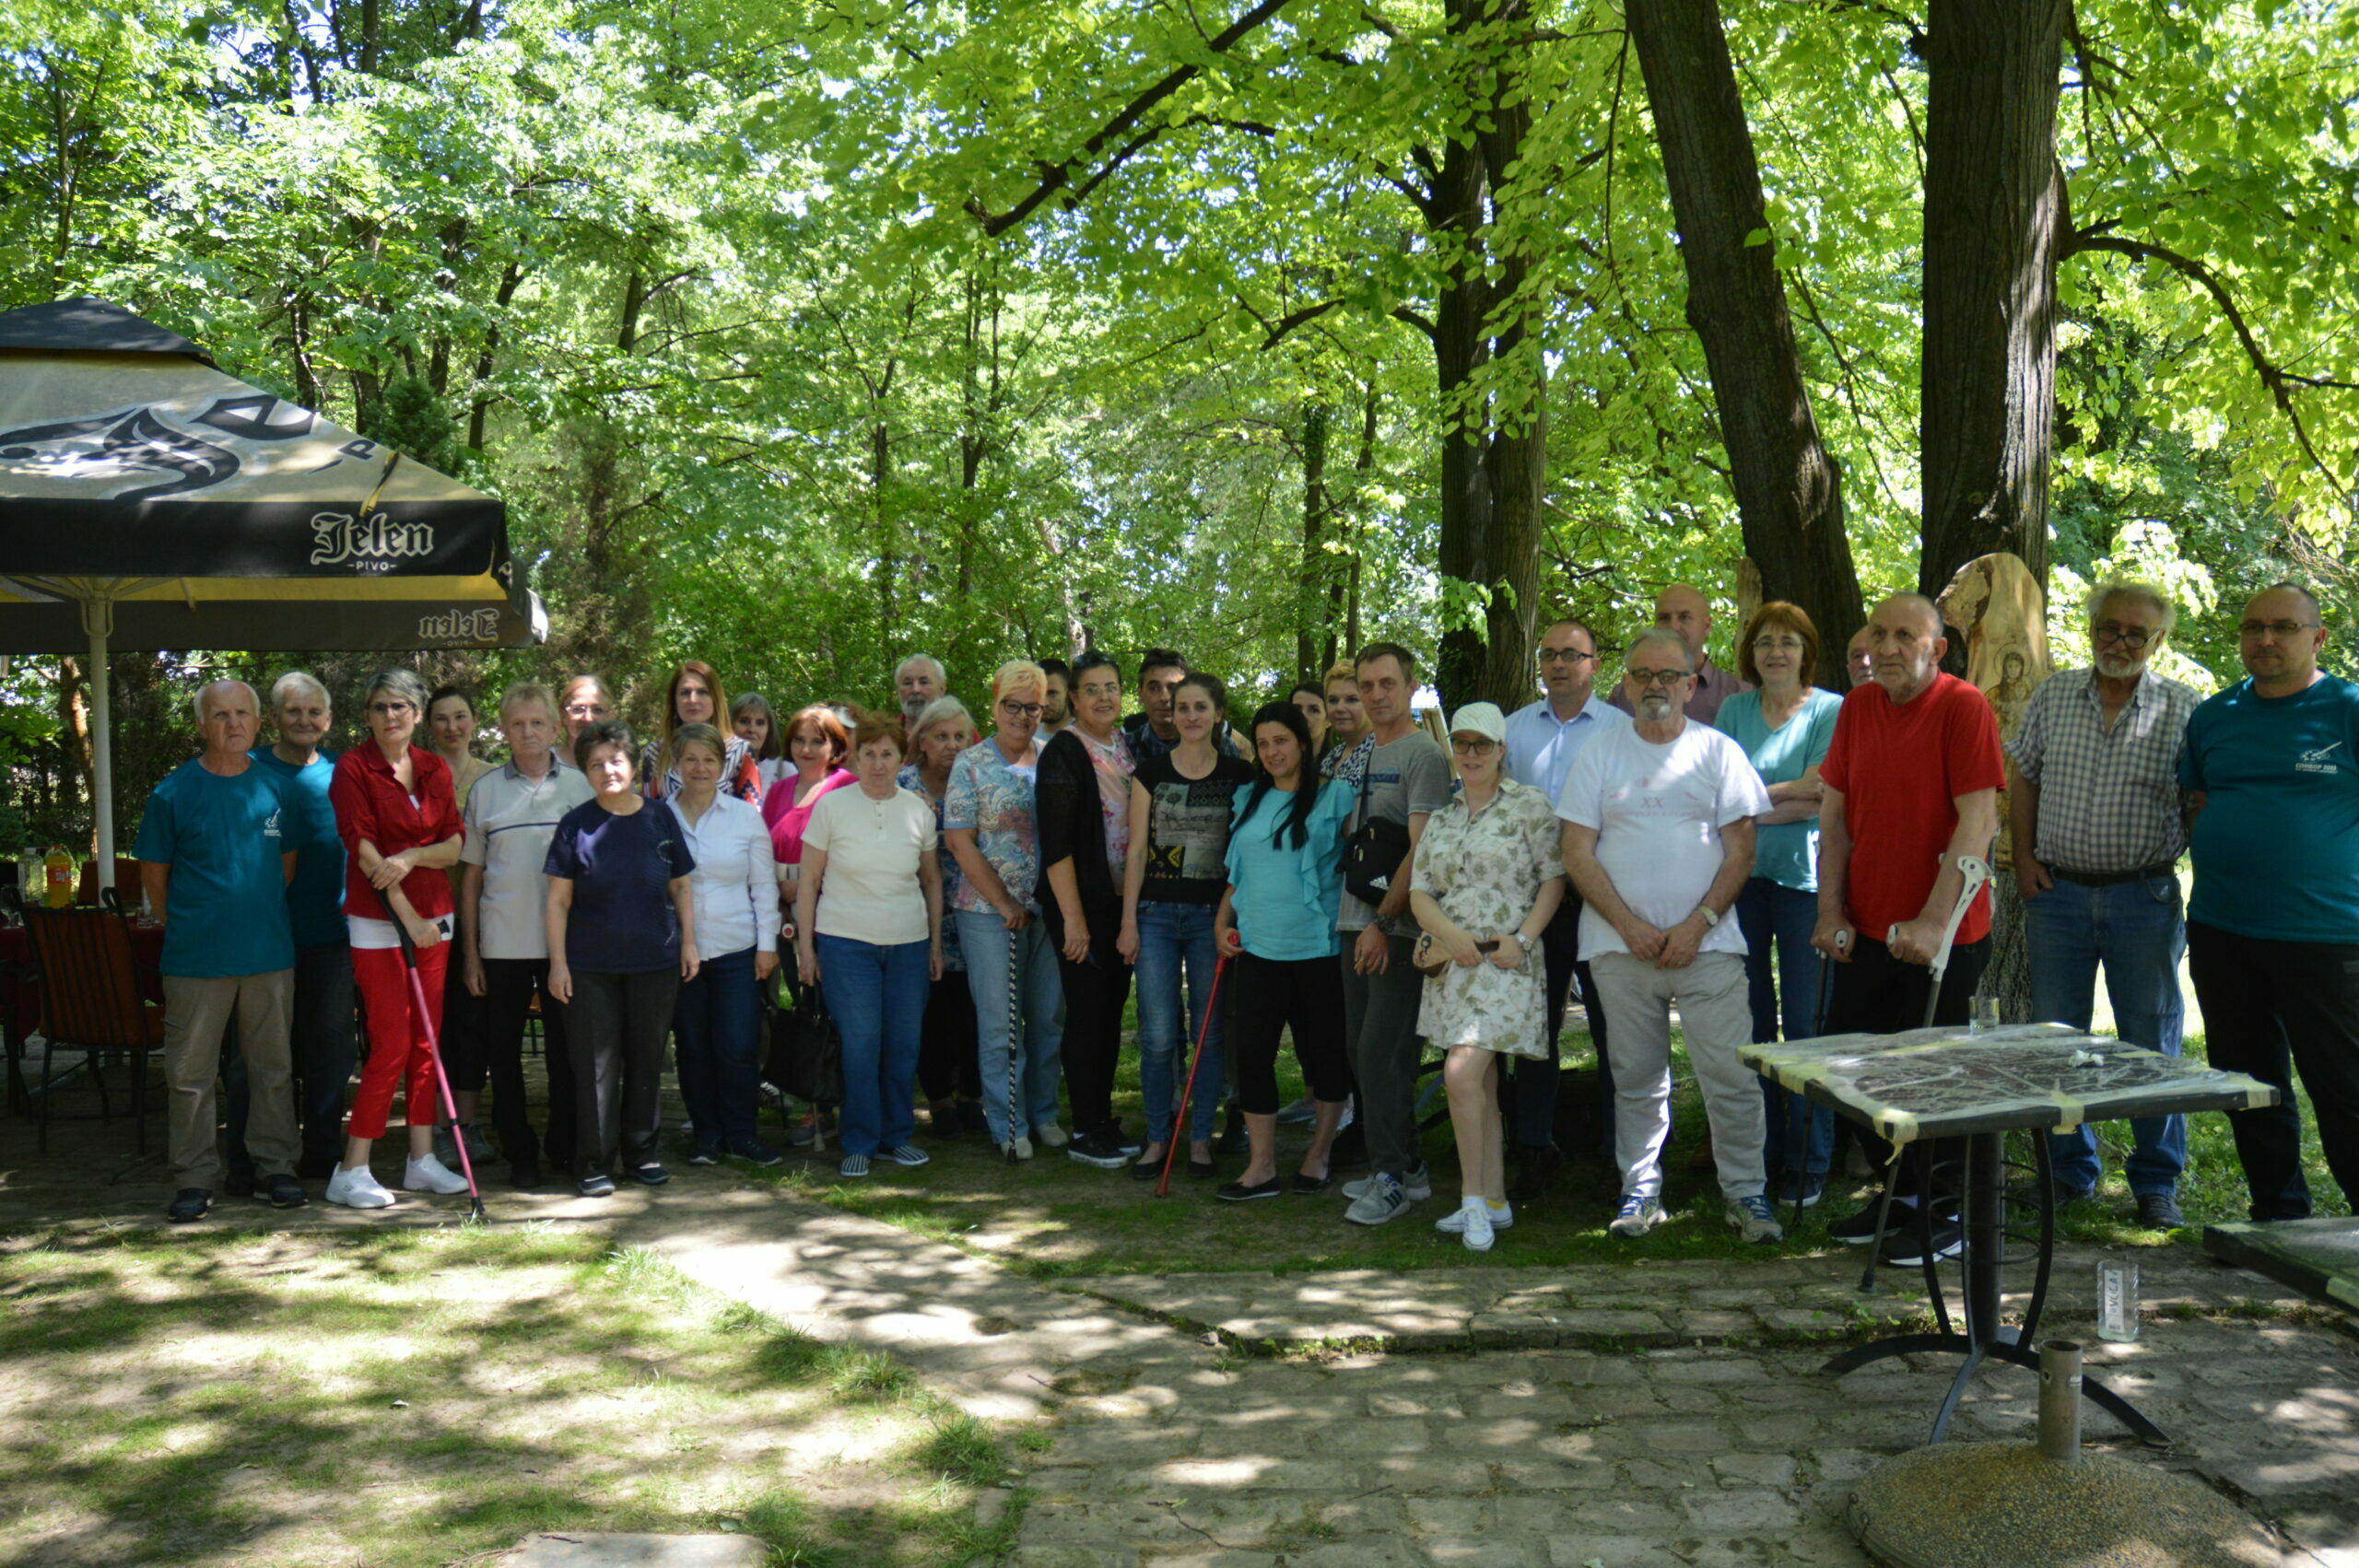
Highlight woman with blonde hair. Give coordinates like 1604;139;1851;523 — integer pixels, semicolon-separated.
944;659;1065;1156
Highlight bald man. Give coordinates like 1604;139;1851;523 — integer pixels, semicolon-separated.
135;680;307;1223
1810;593;2003;1263
1609;583;1753;725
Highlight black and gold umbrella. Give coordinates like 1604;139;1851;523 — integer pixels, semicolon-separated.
0;297;546;884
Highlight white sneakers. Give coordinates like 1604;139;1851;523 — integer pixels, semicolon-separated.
1031;1123;1069;1149
1450;1197;1499;1251
404;1153;472;1194
325;1164;397;1210
1435;1199;1513;1236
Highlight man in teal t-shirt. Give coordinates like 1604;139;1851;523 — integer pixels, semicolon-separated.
2182;582;2359;1222
133;680;302;1223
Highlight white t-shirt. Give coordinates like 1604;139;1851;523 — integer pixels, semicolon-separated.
1556;720;1769;961
804;785;938;947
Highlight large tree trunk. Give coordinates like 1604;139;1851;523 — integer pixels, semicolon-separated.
1297;399;1332;684
1626;0;1863;688
1918;0;2065;598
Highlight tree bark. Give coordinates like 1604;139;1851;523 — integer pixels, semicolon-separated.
1626;0;1863;687
1918;0;2065;598
1297;399;1332;683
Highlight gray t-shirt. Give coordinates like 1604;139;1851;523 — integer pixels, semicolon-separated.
1337;730;1454;936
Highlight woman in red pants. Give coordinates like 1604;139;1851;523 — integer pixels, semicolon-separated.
326;669;469;1210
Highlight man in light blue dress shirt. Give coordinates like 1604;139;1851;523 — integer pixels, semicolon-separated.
1503;617;1631;1201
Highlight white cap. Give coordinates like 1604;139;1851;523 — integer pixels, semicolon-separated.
1448;702;1508;744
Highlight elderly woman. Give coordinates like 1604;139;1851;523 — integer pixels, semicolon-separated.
945;660;1064;1157
902;696;985;1136
1212;702;1355;1200
1120;672;1253;1179
1409;702;1567;1251
545;720;699;1198
671;721;781;1167
1715;603;1843;1206
796;710;943;1177
324;670;470;1211
642;661;761;803
1037;650;1138;1170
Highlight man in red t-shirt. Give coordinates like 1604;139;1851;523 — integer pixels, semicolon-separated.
1812;592;2004;1258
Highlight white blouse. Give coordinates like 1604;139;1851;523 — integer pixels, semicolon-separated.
675;792;780;958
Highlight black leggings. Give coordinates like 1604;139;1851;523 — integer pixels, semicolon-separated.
1230;951;1352;1115
1057;954;1133;1136
917;974;982;1104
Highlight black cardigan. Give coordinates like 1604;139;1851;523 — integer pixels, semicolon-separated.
1035;727;1127;965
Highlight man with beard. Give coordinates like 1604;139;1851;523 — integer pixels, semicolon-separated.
1039;657;1074;737
2007;581;2200;1230
895;654;948;744
1561;629;1777;1242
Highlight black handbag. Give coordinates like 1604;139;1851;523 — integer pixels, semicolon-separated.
762;977;843;1109
1340;736;1412;906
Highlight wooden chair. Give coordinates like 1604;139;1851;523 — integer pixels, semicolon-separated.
21;900;164;1155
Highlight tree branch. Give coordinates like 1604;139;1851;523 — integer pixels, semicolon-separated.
965;0;1297;236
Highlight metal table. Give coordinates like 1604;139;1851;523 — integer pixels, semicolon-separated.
1740;1023;2281;1445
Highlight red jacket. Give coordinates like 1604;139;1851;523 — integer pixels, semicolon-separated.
330;744;464;921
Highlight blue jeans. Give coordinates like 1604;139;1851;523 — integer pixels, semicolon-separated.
674;944;763;1148
816;934;929;1157
955;909;1065;1145
1134;902;1225;1145
2027;874;2189;1197
1737;878;1832;1176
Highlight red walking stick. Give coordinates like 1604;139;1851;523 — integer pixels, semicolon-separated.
393;918;487;1222
1155;954;1230;1198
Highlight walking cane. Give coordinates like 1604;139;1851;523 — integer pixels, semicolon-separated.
1154;954;1231;1198
1858;854;1990;1292
1003;929;1024;1166
392;917;486;1222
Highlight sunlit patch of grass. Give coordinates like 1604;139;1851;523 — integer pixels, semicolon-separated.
906;1412;1007;1487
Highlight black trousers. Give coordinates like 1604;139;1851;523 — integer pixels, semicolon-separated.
1509;895;1613;1156
441;957;491;1095
484;957;576;1168
2187;920;2359;1222
918;973;982;1104
1057;953;1133;1136
1825;932;1989;1195
565;967;679;1176
1229;952;1353;1114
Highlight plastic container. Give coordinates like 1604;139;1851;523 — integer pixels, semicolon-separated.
42;845;73;908
2097;1258;2140;1342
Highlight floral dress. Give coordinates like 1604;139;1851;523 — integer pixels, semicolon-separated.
1414;778;1565;1057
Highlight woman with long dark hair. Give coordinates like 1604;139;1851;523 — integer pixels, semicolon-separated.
731;692;789;799
1037;650;1138;1169
1211;701;1355;1201
641;661;760;804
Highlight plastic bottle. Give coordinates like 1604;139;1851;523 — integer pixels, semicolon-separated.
42;845;72;908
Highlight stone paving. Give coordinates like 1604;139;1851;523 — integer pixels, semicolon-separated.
7;1104;2358;1567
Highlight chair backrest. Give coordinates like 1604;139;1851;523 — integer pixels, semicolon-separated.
76;858;144;907
22;905;148;1048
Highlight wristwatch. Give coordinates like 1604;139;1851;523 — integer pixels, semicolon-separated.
1694;905;1720;930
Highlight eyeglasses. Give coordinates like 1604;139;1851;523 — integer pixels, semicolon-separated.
1625;669;1692;688
2094;624;2157;649
1538;647;1595;664
2239;620;2319;640
1753;636;1805;651
997;699;1044;718
1450;737;1499;755
366;701;415;716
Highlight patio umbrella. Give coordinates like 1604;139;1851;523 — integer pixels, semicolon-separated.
0;297;546;889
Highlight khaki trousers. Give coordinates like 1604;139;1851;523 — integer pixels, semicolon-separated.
162;971;295;1189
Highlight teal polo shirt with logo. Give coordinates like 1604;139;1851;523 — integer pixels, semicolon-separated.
132;757;299;978
2182;673;2359;943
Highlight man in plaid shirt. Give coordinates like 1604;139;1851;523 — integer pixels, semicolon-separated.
2006;580;2201;1230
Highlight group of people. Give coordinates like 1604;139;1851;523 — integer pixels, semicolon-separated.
133;579;2358;1253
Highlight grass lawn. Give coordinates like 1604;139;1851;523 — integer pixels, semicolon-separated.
0;1223;1027;1568
751;1021;2350;1279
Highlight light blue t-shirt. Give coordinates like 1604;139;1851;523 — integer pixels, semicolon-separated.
1223;779;1353;962
2183;674;2359;942
132;758;298;978
1714;687;1842;893
249;747;345;947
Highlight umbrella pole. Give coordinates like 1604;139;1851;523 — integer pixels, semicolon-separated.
81;601;114;897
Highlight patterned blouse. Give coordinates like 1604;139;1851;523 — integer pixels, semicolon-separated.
1412;778;1565;1057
